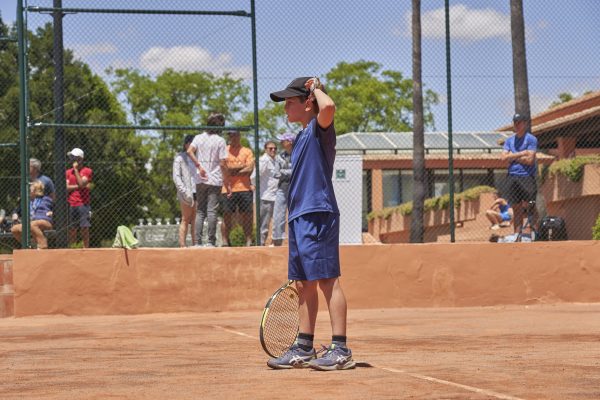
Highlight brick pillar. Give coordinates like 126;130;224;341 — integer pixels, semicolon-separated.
556;136;577;159
0;257;14;317
371;169;383;212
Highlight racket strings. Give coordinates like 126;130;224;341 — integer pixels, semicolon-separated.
262;286;300;357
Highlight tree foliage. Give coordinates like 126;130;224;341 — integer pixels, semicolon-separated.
1;13;441;248
549;91;593;109
0;21;152;247
325;60;439;134
109;68;251;217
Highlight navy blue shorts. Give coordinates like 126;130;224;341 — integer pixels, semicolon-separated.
288;212;340;281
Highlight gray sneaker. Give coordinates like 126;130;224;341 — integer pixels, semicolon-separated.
266;344;316;369
309;344;356;371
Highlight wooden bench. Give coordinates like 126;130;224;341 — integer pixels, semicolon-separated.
0;229;57;250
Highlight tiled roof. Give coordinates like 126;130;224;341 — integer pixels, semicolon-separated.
337;131;510;153
497;90;600;136
360;152;554;161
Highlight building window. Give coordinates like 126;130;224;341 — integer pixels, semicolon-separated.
431;169;460;197
493;168;508;194
382;170;401;208
461;169;492;192
382;170;413;208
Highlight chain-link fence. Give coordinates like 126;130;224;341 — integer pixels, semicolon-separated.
2;1;599;251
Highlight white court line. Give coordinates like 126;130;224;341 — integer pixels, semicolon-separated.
380;367;525;400
211;325;525;400
211;325;257;339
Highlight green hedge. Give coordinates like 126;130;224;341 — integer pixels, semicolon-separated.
593;214;600;240
547;155;600;182
367;185;496;221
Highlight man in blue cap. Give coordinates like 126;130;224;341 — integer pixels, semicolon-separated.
501;113;537;234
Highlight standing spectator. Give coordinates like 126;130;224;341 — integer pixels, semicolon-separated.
187;113;229;247
66;147;92;248
501;113;537;233
221;130;255;246
271;133;295;246
173;135;197;247
30;158;55;201
252;141;278;245
12;180;54;249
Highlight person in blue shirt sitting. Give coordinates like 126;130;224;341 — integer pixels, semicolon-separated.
486;191;513;230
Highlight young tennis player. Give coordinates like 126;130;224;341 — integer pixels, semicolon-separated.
266;77;355;371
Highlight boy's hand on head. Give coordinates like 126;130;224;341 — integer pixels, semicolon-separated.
305;77;322;101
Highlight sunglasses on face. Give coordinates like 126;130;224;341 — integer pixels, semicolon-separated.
267;147;277;150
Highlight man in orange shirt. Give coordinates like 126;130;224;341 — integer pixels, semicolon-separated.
221;130;255;246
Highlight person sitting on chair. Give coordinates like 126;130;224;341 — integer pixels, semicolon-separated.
486;192;513;230
11;180;54;249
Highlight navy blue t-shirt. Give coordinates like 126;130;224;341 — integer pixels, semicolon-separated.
504;132;537;177
288;118;339;221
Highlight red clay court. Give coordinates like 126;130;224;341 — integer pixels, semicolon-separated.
2;243;600;399
2;305;600;399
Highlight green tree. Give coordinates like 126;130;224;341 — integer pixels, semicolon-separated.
0;21;152;247
239;101;287;141
109;68;251;217
324;60;439;134
549;91;593;109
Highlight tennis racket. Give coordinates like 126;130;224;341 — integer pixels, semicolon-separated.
259;280;300;358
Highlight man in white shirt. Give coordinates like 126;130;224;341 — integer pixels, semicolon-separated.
187;113;230;246
251;141;279;245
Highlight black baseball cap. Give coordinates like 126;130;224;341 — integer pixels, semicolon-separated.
270;77;312;102
513;113;530;122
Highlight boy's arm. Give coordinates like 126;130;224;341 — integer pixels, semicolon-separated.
305;78;335;129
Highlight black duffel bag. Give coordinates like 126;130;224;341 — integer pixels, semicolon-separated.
537;216;568;241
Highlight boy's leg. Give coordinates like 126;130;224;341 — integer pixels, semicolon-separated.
266;222;318;369
307;214;355;371
318;277;347;336
296;280;319;335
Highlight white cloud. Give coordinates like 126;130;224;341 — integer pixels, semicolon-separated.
71;43;118;58
139;46;252;79
401;4;512;41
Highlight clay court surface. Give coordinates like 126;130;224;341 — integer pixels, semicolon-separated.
1;304;599;399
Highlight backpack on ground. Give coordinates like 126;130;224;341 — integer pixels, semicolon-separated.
537;216;567;241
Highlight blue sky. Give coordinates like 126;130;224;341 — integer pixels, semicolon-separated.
2;0;599;132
